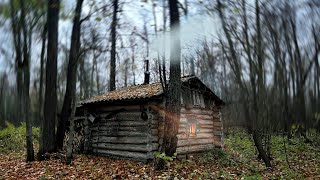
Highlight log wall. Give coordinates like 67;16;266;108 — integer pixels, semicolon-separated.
84;105;160;162
176;106;223;155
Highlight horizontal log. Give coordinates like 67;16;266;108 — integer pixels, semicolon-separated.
90;124;158;132
116;113;160;121
177;138;214;147
213;131;223;136
91;136;158;144
96;105;141;112
93;149;150;160
91;120;158;127
213;121;222;127
180;118;213;125
91;143;158;152
176;144;215;154
91;126;149;132
212;113;220;119
74;116;86;121
177;133;214;140
180;108;213;115
91;130;157;137
213;136;222;142
199;124;214;129
178;124;213;129
178;128;214;134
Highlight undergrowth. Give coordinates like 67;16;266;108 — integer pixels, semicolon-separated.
0;122;39;153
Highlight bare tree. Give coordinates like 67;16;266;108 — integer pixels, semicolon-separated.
56;0;84;150
109;0;119;91
161;0;181;157
39;0;60;158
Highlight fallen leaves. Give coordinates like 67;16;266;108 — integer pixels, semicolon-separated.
1;133;319;179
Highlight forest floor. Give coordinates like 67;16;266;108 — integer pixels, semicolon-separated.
0;129;319;179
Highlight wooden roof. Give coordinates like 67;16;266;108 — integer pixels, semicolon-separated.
80;75;224;105
81;83;163;104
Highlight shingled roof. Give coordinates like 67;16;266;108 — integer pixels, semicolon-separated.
81;83;163;104
81;76;224;105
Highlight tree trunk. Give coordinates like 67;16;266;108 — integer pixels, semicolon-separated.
109;0;118;91
161;0;181;156
19;0;34;161
39;23;47;127
39;0;60;159
56;0;84;151
66;98;77;164
253;130;271;167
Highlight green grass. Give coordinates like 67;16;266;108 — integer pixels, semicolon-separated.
223;129;320;179
0;122;39;153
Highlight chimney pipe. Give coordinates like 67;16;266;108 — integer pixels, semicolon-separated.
144;59;150;84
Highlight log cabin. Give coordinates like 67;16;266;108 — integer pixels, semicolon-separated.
74;75;224;162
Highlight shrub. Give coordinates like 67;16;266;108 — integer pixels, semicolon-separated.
153;152;176;170
199;148;229;165
0;122;39;153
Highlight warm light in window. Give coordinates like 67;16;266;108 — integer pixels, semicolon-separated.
189;123;196;135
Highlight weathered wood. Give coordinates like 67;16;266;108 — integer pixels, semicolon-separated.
213;121;222;127
74;116;86;121
176;144;215;154
96;105;141;112
94;121;147;127
91;124;158;130
91;136;158;144
196;115;213;120
178;128;213;134
213;131;223;136
91;130;157;137
91;120;158;127
198;124;214;129
93;149;150;160
91;143;158;152
180;118;213;125
177;133;214;140
180;108;213;115
177;138;214;147
212;113;220;119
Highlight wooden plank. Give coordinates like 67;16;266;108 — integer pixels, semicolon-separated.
91;126;149;132
198;124;214;129
91;121;146;127
177;138;214;147
212;113;220;119
91;121;158;129
197;119;214;125
213;121;222;127
91;130;157;137
178;126;214;133
91;136;158;144
178;128;213;134
213;131;223;136
96;105;141;112
177;133;214;140
176;144;215;154
196;115;213;121
93;149;150;160
180;118;213;125
180;108;213;115
91;143;158;152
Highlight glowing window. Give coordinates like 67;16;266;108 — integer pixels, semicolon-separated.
187;117;198;136
189;123;197;135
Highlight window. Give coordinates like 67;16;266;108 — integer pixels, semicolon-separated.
187;117;199;136
189;123;197;136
